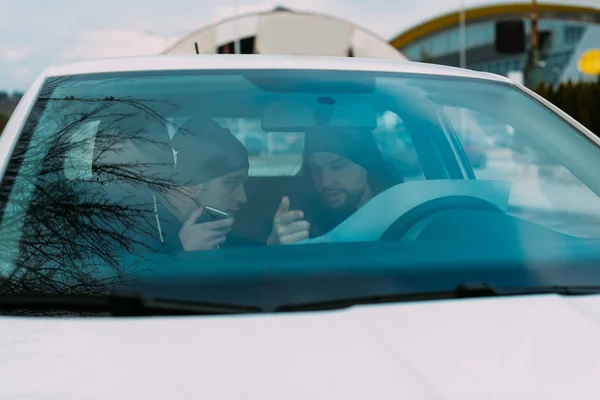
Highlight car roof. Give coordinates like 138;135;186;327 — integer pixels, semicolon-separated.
42;54;510;83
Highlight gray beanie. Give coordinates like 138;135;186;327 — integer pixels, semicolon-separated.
170;117;249;185
93;114;248;188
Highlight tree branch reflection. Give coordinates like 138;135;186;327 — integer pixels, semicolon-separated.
0;87;186;297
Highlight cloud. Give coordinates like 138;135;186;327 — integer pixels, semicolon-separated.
11;66;31;79
59;29;178;62
2;48;29;63
208;2;287;23
56;11;212;63
56;1;331;63
2;0;600;91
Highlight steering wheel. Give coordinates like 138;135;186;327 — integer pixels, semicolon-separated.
380;195;503;241
291;180;512;246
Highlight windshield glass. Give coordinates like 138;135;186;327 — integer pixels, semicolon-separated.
2;69;600;311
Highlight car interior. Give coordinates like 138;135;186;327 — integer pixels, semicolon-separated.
42;75;472;247
11;70;600;261
6;71;600;308
77;98;581;250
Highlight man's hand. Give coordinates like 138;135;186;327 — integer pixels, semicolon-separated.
178;207;234;252
268;197;310;245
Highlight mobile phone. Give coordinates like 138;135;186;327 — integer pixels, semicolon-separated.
197;206;230;223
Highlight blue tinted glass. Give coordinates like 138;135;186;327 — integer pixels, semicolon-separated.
3;69;600;308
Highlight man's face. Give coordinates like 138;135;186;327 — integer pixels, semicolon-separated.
195;168;249;217
307;152;368;211
168;168;248;221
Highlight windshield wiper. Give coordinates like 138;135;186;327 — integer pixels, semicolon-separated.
0;289;263;317
276;283;600;312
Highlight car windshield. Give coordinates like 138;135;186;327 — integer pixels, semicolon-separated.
2;68;600;312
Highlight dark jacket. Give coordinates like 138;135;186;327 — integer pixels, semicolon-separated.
155;203;259;254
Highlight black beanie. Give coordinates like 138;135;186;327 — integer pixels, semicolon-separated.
305;127;385;173
303;127;403;192
169;117;249;185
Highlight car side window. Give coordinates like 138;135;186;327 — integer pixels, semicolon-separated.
373;111;425;182
443;106;600;237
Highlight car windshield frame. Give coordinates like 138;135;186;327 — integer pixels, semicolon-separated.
2;67;600;312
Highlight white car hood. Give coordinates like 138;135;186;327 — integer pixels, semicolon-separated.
2;294;600;399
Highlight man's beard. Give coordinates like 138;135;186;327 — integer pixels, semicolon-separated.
321;187;364;215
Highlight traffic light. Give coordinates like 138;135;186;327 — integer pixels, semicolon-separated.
495;20;526;54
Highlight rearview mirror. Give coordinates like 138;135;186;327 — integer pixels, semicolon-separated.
261;99;378;132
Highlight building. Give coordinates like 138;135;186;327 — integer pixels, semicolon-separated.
390;3;600;84
163;6;406;61
162;7;407;164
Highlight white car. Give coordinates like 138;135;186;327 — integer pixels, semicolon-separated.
2;54;600;399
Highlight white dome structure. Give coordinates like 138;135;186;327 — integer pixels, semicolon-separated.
163;6;407;61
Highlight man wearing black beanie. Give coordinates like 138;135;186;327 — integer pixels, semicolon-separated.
149;116;251;252
268;127;402;245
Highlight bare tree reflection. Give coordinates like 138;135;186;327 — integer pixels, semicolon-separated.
0;80;185;297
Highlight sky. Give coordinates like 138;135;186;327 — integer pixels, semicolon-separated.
0;0;598;92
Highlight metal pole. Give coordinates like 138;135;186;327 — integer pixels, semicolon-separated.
529;0;540;88
459;0;467;137
459;0;467;69
232;0;246;147
232;0;244;145
233;0;241;54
